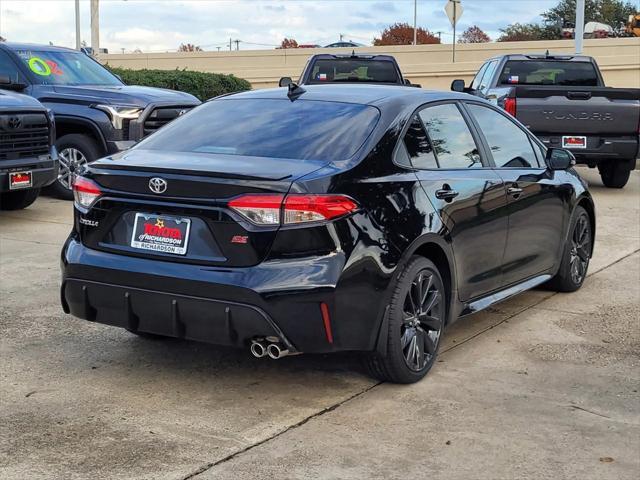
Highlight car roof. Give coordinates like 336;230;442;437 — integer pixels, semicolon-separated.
1;42;78;53
219;84;472;107
487;53;594;62
309;53;397;61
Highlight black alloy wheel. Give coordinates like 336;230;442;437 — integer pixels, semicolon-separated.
364;256;446;384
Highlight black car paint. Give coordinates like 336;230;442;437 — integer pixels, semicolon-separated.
0;43;201;155
61;85;594;355
0;89;57;193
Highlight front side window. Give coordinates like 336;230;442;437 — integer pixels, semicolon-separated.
418;104;482;169
15;49;122;86
478;60;498;91
470;62;489;91
137;98;380;163
0;50;25;83
468;104;540;168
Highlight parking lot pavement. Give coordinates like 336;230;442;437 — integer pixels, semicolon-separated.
0;169;638;480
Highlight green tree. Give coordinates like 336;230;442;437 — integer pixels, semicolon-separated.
542;0;636;28
497;23;559;42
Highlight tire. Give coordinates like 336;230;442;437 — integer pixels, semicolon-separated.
49;134;101;200
363;256;446;384
598;159;632;189
547;206;592;293
0;188;40;210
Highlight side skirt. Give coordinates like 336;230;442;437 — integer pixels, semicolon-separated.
458;274;552;317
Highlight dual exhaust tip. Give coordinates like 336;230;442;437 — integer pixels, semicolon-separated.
250;339;289;359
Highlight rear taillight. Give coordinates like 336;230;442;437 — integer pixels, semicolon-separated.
504;97;517;117
228;194;358;226
73;176;101;209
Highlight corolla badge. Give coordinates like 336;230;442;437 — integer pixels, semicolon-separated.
149;177;168;194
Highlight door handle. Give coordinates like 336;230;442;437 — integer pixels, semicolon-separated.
435;187;459;200
507;186;523;196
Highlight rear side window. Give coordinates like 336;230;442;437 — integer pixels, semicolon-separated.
137;98;380;162
402;116;438;169
418;104;482;169
308;59;399;84
498;60;599;86
467;104;540;168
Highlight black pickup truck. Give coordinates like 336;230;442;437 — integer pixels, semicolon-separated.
0;43;201;198
453;53;639;188
0;87;57;210
279;53;414;87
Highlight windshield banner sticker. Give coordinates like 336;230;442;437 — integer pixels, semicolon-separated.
27;57;63;76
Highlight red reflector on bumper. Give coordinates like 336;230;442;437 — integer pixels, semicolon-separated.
320;302;333;344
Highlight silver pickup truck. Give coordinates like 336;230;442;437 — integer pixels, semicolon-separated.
453;53;640;188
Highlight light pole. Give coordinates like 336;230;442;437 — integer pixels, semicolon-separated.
75;0;81;50
413;0;417;45
90;0;99;54
575;0;585;53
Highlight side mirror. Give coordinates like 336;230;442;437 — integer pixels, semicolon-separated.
451;79;466;92
403;78;411;85
279;77;293;88
0;74;27;91
546;148;575;170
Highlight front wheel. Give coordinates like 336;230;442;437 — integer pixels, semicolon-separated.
363;256;446;384
0;188;40;210
50;134;100;200
598;159;632;189
547;206;592;292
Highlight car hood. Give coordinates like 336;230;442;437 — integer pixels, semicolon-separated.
0;89;47;110
49;85;200;107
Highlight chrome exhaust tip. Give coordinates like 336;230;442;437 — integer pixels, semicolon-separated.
267;342;289;360
250;340;267;358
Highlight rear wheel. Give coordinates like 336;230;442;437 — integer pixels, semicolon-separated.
598;159;632;189
547;206;592;292
50;134;100;199
0;188;40;210
363;256;446;384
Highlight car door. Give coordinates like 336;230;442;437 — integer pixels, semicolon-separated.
464;102;571;287
397;102;509;302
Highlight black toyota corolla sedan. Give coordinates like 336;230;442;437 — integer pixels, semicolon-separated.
61;84;595;383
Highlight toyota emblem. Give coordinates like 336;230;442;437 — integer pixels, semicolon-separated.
7;117;21;129
149;177;168;194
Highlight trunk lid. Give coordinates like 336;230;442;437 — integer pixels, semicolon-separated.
513;86;640;135
80;149;327;267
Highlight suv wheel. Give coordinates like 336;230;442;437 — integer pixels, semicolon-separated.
0;188;40;210
363;256;446;384
598;159;633;189
50;134;100;200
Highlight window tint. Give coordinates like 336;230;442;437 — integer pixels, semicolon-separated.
498;60;599;86
138;98;380;162
468;104;540;168
418;104;482;169
402;116;437;169
478;60;498;91
470;62;489;91
308;59;399;84
0;50;24;83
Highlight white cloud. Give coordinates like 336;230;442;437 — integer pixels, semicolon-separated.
0;0;559;52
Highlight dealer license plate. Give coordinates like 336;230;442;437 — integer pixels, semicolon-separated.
562;136;587;149
9;171;32;190
130;213;191;255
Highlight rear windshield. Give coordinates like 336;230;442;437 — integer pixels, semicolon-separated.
15;49;122;86
498;60;599;86
137;98;380;162
308;59;400;84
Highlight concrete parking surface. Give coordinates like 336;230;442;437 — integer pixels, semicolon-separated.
1;168;638;480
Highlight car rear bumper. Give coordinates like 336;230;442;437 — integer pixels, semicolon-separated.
61;236;384;353
537;134;639;164
0;155;58;193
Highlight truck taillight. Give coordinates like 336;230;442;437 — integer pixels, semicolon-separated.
504;97;517;117
73;176;102;209
228;194;358;226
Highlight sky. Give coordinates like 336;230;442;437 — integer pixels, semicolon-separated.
0;0;562;53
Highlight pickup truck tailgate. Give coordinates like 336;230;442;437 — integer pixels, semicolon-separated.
514;86;640;135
